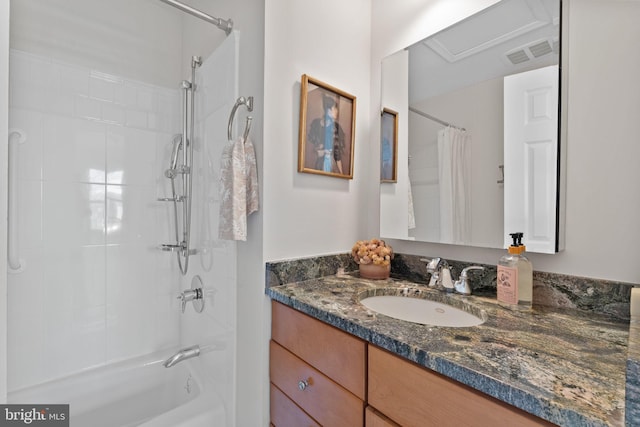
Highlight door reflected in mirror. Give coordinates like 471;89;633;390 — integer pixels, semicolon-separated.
380;0;564;253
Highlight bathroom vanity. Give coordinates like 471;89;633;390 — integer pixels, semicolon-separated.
270;301;366;426
266;270;629;427
270;301;554;426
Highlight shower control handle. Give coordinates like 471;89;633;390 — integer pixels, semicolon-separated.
176;275;205;314
177;289;202;313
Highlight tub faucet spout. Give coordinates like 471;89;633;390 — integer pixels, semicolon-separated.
163;345;200;368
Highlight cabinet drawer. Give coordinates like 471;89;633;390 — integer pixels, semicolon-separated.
365;407;400;427
271;301;366;400
270;340;364;427
368;345;556;427
270;383;320;427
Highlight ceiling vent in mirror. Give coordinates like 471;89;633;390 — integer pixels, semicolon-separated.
423;0;551;63
505;38;557;65
529;39;553;57
506;49;530;64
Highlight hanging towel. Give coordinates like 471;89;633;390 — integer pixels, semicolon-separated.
408;176;416;230
218;136;259;241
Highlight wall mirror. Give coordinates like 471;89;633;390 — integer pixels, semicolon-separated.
380;0;565;253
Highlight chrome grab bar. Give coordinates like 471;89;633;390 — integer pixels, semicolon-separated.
8;129;26;273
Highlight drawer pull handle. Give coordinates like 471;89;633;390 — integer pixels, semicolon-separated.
298;379;309;391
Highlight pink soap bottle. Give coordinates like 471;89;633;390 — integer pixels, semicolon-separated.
497;232;532;309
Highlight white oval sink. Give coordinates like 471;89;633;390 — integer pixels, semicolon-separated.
360;295;484;327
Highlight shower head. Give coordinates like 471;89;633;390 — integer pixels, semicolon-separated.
165;135;183;179
169;135;183;170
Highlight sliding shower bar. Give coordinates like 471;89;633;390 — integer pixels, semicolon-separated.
158;0;233;35
159;56;201;275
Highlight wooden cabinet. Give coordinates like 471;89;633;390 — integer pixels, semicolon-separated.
368;345;556;427
270;301;366;427
270;383;320;427
365;407;400;427
270;301;556;427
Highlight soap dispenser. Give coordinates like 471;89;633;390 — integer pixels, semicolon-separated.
497;232;533;309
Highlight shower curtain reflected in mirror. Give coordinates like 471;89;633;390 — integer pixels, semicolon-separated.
438;127;471;245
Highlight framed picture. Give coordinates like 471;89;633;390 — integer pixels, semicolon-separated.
298;74;356;179
380;108;398;182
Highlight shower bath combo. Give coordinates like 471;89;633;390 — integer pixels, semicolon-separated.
6;0;242;424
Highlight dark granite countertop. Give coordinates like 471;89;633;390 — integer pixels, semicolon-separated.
626;321;640;426
266;272;629;427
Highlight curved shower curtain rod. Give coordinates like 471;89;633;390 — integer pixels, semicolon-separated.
409;106;466;132
158;0;233;35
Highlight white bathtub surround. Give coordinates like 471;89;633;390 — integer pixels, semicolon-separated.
7;49;182;390
7;347;226;427
7;28;239;424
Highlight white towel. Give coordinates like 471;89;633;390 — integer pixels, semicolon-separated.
408;177;416;230
218;136;259;241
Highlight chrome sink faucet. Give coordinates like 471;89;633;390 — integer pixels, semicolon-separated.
421;258;484;295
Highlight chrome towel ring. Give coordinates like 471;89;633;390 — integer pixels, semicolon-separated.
227;96;254;143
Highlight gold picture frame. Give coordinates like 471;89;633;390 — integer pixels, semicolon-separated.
381;108;398;183
298;74;356;179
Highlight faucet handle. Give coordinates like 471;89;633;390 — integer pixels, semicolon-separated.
177;291;191;313
177;288;203;313
460;266;485;278
454;266;485;295
420;257;442;273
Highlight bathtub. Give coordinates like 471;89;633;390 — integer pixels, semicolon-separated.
7;349;227;427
